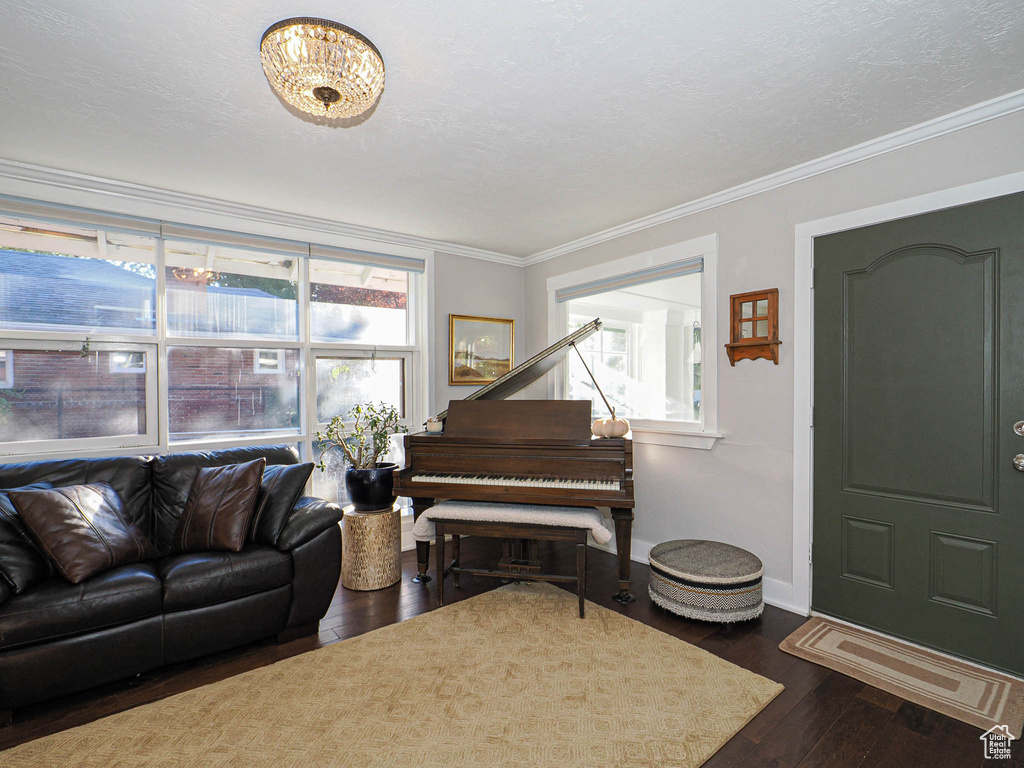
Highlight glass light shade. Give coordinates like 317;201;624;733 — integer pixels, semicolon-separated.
260;18;385;119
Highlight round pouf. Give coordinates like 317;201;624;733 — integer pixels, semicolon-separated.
648;539;764;622
342;504;402;591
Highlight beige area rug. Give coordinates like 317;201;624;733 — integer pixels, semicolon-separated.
5;583;781;768
780;616;1024;737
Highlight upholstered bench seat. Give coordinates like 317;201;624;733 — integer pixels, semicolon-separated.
412;500;612;544
648;539;764;622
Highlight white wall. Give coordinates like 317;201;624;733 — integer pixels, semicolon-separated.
431;251;525;416
522;109;1024;612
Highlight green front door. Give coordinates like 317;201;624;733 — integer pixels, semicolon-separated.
813;191;1024;675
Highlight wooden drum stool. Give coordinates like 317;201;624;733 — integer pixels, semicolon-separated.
341;504;402;591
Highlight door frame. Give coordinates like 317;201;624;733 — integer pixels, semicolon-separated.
790;169;1024;615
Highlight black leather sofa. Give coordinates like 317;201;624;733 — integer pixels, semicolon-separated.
0;444;344;724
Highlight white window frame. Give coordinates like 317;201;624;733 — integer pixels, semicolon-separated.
546;233;722;449
0;350;13;388
253;348;286;374
305;254;425;436
0;221;429;463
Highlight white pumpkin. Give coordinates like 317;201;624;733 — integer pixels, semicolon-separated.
592;417;630;438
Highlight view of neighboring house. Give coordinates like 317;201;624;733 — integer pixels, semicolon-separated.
0;248;407;444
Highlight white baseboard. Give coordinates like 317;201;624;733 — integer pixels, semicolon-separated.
761;579;808;616
589;535;807;616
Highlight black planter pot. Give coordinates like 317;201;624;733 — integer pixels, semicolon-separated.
345;463;398;511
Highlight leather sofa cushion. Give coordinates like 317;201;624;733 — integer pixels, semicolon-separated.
0;482;54;594
174;459;266;553
156;545;293;612
0;617;164;711
151;445;300;554
163;586;291;666
0;455;153;541
251;463;314;546
0;580;9;605
0;563;162;650
11;483;155;584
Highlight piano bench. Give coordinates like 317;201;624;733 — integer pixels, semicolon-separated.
433;518;590;618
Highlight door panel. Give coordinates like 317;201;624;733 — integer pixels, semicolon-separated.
841;516;894;589
843;246;994;508
813;191;1024;675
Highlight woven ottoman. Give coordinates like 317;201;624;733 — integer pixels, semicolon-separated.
648;540;764;622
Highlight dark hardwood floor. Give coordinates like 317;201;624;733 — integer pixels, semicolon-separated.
0;538;1014;766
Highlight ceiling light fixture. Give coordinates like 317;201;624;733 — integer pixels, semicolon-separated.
260;17;385;120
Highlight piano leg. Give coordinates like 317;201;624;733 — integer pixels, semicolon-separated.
610;507;636;603
411;497;433;583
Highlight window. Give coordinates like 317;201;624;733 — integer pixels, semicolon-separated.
110;351;146;373
254;348;285;374
0;350;12;388
0;218;156;335
164;242;298;340
315;356;406;423
309;257;410;345
168;346;301;440
0;345;156;452
305;246;424;506
566;273;701;421
0;211;428;461
547;234;720;448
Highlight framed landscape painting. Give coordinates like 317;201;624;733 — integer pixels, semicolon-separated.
449;314;515;385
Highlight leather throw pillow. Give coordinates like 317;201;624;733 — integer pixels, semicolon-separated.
10;483;155;585
0;482;55;594
174;458;266;553
250;463;314;546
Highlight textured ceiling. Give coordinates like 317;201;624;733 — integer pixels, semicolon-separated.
0;1;1022;257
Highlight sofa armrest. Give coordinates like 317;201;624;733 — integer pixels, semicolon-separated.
276;496;344;551
282;525;341;633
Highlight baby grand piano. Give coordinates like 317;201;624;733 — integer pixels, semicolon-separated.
393;320;637;603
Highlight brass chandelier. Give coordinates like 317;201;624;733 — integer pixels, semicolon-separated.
260;17;385;119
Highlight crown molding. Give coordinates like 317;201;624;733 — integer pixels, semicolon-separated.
5;86;1023;270
0;158;522;266
523;87;1024;267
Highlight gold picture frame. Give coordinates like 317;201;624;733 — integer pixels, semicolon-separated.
449;314;515;386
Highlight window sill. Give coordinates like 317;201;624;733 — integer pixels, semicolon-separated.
630;427;723;450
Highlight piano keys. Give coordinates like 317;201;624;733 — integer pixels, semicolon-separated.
409;474;623;492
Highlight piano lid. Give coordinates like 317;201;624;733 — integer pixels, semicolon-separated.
433;318;601;420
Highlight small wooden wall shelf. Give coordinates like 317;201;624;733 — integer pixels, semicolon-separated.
725;288;781;365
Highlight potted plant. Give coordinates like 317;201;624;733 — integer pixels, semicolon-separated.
316;402;408;511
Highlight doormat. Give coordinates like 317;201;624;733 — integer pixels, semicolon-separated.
780;616;1024;737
